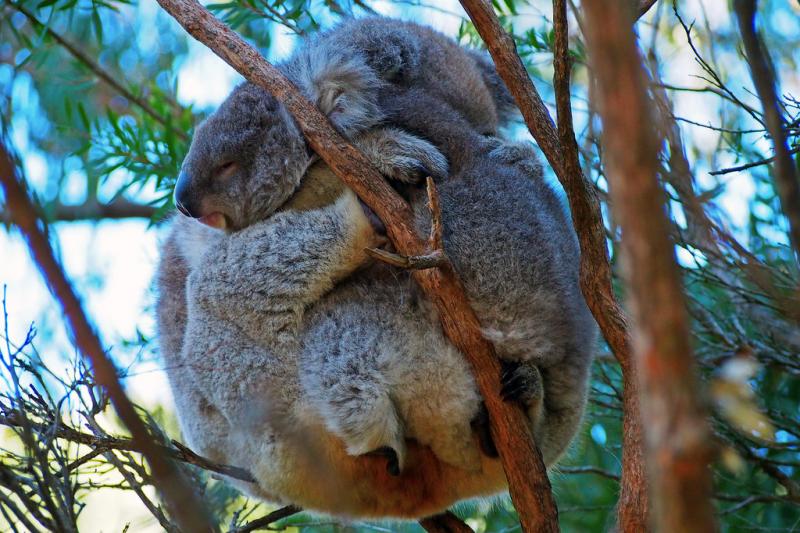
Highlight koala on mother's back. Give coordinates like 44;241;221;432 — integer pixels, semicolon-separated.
154;16;597;520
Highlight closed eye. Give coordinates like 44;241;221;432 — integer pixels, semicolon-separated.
216;161;238;178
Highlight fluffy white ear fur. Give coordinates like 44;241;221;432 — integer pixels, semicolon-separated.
293;47;385;135
173;215;225;272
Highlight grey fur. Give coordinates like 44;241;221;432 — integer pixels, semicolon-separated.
156;18;596;519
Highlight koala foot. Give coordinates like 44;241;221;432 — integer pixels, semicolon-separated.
366;445;402;476
472;361;544;459
500;360;543;408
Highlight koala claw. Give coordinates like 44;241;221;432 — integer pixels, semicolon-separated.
367;446;402;476
471;403;498;459
500;360;543;408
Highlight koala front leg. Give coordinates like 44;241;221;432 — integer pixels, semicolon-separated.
353;127;449;184
189;190;382;344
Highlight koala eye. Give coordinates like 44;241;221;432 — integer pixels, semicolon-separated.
215;161;238;178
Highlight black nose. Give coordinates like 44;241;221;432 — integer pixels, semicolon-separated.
173;171;198;218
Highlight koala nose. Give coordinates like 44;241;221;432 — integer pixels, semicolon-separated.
173;171;198;218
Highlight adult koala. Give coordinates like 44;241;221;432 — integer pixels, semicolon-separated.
156;18;596;519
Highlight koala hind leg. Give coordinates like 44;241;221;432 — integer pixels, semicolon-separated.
315;371;407;476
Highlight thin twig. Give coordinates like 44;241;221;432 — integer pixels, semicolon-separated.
0;412;255;483
229;505;301;533
734;0;800;261
1;198;157;224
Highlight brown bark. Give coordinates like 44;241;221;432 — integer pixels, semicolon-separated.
0;144;216;531
459;0;648;530
582;2;717;532
734;0;800;264
153;1;559;531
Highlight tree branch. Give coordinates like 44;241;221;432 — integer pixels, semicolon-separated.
1;198;157;224
582;1;717;532
734;0;800;263
0;141;215;532
458;0;646;530
228;505;301;533
153;1;556;531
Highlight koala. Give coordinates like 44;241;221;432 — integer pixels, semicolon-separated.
156;18;596;519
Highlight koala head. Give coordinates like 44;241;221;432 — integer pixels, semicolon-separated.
174;50;384;232
174;83;309;231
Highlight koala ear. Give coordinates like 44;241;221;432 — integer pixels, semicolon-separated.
299;50;385;136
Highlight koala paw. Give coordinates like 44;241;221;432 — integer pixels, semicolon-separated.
366;445;402;476
472;361;544;459
486;139;542;175
356;127;449;185
500;360;543;408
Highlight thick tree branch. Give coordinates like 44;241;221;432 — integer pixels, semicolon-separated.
582;1;716;532
458;0;646;530
153;1;557;531
1;198;157;224
0;142;215;532
734;0;800;263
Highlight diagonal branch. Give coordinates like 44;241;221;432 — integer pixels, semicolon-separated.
153;1;557;531
734;0;800;263
582;1;717;532
0;142;215;532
